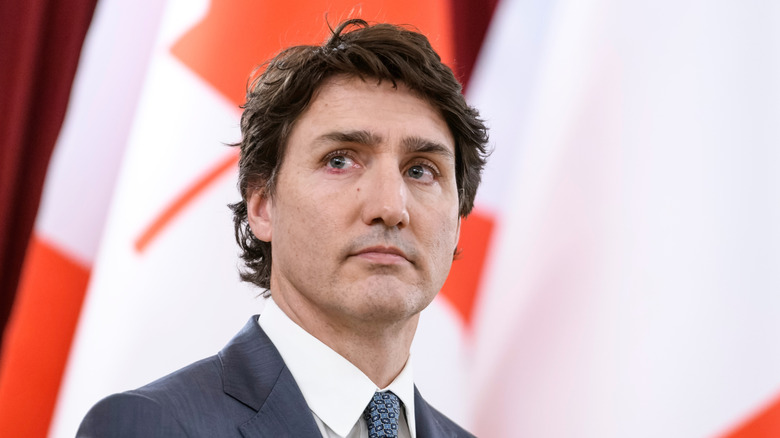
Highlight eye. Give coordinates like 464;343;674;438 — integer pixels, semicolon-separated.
327;154;353;169
406;164;436;182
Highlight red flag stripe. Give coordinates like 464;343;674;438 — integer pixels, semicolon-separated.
0;236;91;437
439;210;495;326
723;396;780;438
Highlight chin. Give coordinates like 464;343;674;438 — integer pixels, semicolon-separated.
354;276;436;319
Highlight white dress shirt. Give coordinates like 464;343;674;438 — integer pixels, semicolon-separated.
258;297;416;438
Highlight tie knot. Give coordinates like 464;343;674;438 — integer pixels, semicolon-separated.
363;391;402;438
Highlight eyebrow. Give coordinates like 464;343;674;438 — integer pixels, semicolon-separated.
316;130;454;160
316;130;381;146
402;136;455;161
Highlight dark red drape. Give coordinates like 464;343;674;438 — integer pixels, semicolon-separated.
450;0;500;91
0;0;99;339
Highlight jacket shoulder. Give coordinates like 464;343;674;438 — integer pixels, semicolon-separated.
78;355;253;437
77;317;290;437
77;391;188;438
132;354;224;407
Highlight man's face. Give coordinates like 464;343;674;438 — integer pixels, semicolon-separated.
248;75;460;332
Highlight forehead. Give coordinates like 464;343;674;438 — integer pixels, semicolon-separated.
286;75;455;153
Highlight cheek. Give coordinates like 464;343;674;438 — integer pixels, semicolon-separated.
422;212;460;271
274;189;342;254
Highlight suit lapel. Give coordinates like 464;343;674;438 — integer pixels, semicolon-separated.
218;317;321;437
238;366;322;437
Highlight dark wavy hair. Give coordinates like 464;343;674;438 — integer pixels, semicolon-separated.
229;19;490;290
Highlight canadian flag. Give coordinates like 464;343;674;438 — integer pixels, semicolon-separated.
1;0;779;437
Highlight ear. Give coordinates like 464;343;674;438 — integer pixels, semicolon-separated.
452;216;462;260
247;189;273;242
454;216;461;250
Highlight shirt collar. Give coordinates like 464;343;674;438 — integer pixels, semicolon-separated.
258;297;416;438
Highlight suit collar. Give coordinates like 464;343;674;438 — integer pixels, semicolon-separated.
218;316;322;437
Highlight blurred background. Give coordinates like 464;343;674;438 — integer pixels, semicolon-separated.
1;0;779;436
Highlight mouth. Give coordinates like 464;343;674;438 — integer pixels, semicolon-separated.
350;245;412;265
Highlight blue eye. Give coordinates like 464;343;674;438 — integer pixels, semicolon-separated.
407;164;437;182
407;165;426;179
329;156;348;169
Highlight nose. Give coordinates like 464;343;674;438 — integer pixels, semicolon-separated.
360;163;410;228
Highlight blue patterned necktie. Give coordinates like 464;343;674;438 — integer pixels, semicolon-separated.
363;391;402;438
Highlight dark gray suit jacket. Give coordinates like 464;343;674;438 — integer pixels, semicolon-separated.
77;316;475;437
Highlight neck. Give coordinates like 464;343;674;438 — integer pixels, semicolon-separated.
326;318;418;388
272;291;419;388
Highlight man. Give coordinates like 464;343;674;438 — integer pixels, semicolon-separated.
78;19;488;437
